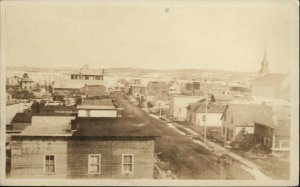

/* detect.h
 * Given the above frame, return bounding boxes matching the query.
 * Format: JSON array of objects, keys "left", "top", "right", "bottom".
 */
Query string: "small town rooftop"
[{"left": 72, "top": 117, "right": 159, "bottom": 137}]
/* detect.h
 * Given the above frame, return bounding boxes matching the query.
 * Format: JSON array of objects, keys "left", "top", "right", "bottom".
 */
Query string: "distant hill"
[{"left": 6, "top": 66, "right": 258, "bottom": 81}]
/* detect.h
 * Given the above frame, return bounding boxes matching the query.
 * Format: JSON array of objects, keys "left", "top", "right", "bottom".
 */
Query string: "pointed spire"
[
  {"left": 263, "top": 47, "right": 267, "bottom": 62},
  {"left": 259, "top": 48, "right": 269, "bottom": 76}
]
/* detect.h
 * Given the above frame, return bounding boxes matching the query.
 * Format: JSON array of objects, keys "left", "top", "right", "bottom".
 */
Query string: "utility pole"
[
  {"left": 204, "top": 95, "right": 208, "bottom": 144},
  {"left": 159, "top": 102, "right": 162, "bottom": 117}
]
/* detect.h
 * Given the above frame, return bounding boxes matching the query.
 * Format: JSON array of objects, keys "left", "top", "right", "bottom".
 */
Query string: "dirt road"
[{"left": 111, "top": 92, "right": 254, "bottom": 180}]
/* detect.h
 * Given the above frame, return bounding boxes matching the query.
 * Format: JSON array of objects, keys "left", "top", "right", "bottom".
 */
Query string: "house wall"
[
  {"left": 10, "top": 138, "right": 155, "bottom": 179},
  {"left": 194, "top": 113, "right": 222, "bottom": 127},
  {"left": 273, "top": 136, "right": 290, "bottom": 151},
  {"left": 7, "top": 77, "right": 21, "bottom": 86},
  {"left": 67, "top": 139, "right": 155, "bottom": 179},
  {"left": 252, "top": 86, "right": 278, "bottom": 99},
  {"left": 170, "top": 96, "right": 202, "bottom": 121},
  {"left": 12, "top": 122, "right": 31, "bottom": 131},
  {"left": 78, "top": 109, "right": 117, "bottom": 118},
  {"left": 10, "top": 139, "right": 68, "bottom": 178},
  {"left": 254, "top": 123, "right": 273, "bottom": 148},
  {"left": 21, "top": 82, "right": 34, "bottom": 91},
  {"left": 221, "top": 108, "right": 254, "bottom": 143}
]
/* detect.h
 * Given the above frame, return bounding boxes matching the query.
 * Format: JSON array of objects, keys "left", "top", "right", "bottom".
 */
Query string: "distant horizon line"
[{"left": 6, "top": 65, "right": 263, "bottom": 74}]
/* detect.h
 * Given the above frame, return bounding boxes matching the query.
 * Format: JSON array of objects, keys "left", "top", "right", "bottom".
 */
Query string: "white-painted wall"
[
  {"left": 170, "top": 96, "right": 203, "bottom": 121},
  {"left": 195, "top": 113, "right": 222, "bottom": 127}
]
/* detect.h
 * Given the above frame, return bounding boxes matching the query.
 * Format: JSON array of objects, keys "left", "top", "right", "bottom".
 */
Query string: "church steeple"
[{"left": 259, "top": 48, "right": 269, "bottom": 76}]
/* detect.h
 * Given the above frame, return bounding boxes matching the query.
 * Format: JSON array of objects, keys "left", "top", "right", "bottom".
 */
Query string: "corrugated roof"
[{"left": 72, "top": 117, "right": 158, "bottom": 137}]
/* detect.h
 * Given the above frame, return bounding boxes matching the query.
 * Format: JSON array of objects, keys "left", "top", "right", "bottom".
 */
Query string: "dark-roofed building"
[
  {"left": 10, "top": 117, "right": 157, "bottom": 179},
  {"left": 254, "top": 106, "right": 290, "bottom": 154},
  {"left": 187, "top": 100, "right": 225, "bottom": 127}
]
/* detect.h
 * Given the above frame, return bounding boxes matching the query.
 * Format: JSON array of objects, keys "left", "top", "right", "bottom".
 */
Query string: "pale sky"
[{"left": 3, "top": 0, "right": 299, "bottom": 73}]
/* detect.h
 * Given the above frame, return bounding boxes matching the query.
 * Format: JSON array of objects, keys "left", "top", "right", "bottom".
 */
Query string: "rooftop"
[
  {"left": 72, "top": 117, "right": 158, "bottom": 137},
  {"left": 20, "top": 115, "right": 76, "bottom": 136},
  {"left": 77, "top": 105, "right": 116, "bottom": 110},
  {"left": 222, "top": 104, "right": 274, "bottom": 127},
  {"left": 12, "top": 112, "right": 32, "bottom": 123},
  {"left": 187, "top": 101, "right": 225, "bottom": 113}
]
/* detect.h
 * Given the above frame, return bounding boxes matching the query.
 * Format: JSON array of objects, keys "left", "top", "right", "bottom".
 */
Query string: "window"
[
  {"left": 122, "top": 154, "right": 134, "bottom": 174},
  {"left": 280, "top": 140, "right": 290, "bottom": 148},
  {"left": 231, "top": 116, "right": 234, "bottom": 124},
  {"left": 263, "top": 137, "right": 271, "bottom": 147},
  {"left": 44, "top": 155, "right": 55, "bottom": 174},
  {"left": 202, "top": 115, "right": 206, "bottom": 122},
  {"left": 88, "top": 154, "right": 101, "bottom": 174}
]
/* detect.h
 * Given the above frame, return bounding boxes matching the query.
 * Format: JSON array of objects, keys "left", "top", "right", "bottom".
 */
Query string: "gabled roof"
[
  {"left": 187, "top": 101, "right": 225, "bottom": 113},
  {"left": 252, "top": 73, "right": 287, "bottom": 87},
  {"left": 221, "top": 104, "right": 274, "bottom": 127}
]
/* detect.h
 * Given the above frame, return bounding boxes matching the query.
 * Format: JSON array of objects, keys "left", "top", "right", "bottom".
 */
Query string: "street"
[{"left": 111, "top": 92, "right": 255, "bottom": 179}]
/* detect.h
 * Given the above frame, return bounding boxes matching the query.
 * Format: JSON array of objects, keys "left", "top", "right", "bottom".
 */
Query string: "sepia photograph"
[{"left": 0, "top": 0, "right": 299, "bottom": 186}]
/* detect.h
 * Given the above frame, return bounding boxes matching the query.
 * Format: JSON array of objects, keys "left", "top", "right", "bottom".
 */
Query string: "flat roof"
[{"left": 72, "top": 117, "right": 159, "bottom": 137}]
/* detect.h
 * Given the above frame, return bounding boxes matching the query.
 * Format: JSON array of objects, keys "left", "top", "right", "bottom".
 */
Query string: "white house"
[
  {"left": 77, "top": 98, "right": 117, "bottom": 118},
  {"left": 169, "top": 95, "right": 203, "bottom": 121},
  {"left": 186, "top": 101, "right": 225, "bottom": 127},
  {"left": 168, "top": 80, "right": 181, "bottom": 94}
]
